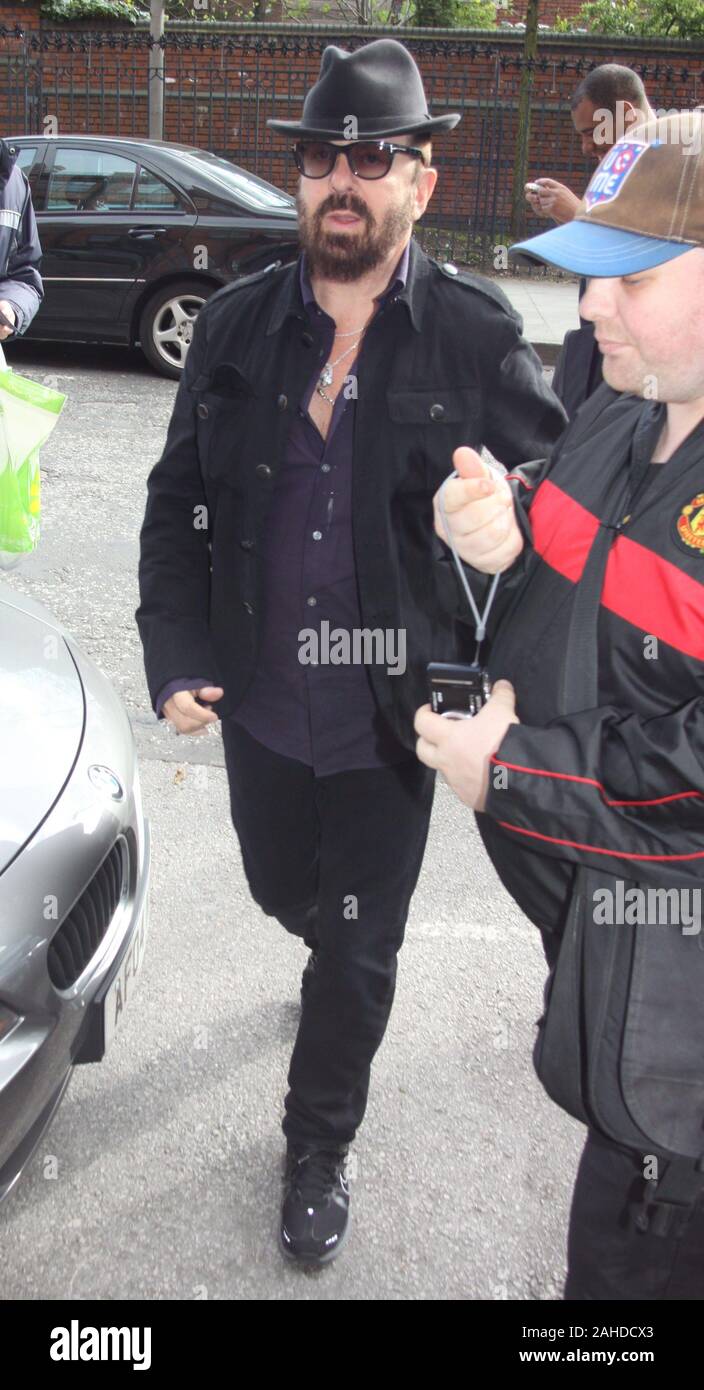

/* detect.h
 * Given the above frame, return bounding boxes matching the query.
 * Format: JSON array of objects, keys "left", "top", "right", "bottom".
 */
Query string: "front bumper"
[{"left": 0, "top": 636, "right": 151, "bottom": 1194}]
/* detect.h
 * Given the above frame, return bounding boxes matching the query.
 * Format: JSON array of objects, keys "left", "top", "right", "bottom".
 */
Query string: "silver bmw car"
[{"left": 0, "top": 578, "right": 150, "bottom": 1201}]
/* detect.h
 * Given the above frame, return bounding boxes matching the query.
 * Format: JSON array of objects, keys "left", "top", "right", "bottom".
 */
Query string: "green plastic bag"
[{"left": 0, "top": 344, "right": 66, "bottom": 568}]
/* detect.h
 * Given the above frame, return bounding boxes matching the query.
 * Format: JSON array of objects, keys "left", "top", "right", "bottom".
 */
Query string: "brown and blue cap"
[{"left": 512, "top": 110, "right": 704, "bottom": 276}]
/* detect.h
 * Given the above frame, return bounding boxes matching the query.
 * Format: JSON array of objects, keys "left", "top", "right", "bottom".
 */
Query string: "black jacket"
[
  {"left": 479, "top": 383, "right": 704, "bottom": 1161},
  {"left": 136, "top": 238, "right": 566, "bottom": 749},
  {"left": 551, "top": 277, "right": 604, "bottom": 421},
  {"left": 0, "top": 139, "right": 43, "bottom": 336},
  {"left": 551, "top": 319, "right": 603, "bottom": 420}
]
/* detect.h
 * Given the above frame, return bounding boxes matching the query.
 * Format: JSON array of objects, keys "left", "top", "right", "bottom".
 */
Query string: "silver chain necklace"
[
  {"left": 316, "top": 310, "right": 374, "bottom": 406},
  {"left": 317, "top": 336, "right": 363, "bottom": 404}
]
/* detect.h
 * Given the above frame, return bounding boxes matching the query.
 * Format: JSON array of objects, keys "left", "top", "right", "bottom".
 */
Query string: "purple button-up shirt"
[{"left": 157, "top": 243, "right": 412, "bottom": 775}]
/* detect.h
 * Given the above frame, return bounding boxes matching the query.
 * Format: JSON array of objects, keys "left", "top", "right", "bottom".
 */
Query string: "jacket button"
[
  {"left": 301, "top": 331, "right": 314, "bottom": 346},
  {"left": 255, "top": 464, "right": 272, "bottom": 479},
  {"left": 240, "top": 538, "right": 254, "bottom": 550},
  {"left": 197, "top": 403, "right": 209, "bottom": 419},
  {"left": 243, "top": 601, "right": 255, "bottom": 614},
  {"left": 277, "top": 394, "right": 288, "bottom": 409},
  {"left": 429, "top": 403, "right": 445, "bottom": 421}
]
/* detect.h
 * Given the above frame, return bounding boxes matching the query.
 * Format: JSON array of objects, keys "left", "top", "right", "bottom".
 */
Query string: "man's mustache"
[{"left": 315, "top": 196, "right": 372, "bottom": 226}]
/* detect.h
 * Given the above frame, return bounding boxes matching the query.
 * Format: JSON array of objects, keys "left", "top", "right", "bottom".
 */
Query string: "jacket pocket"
[
  {"left": 193, "top": 365, "right": 259, "bottom": 483},
  {"left": 192, "top": 358, "right": 261, "bottom": 482},
  {"left": 195, "top": 397, "right": 248, "bottom": 482},
  {"left": 385, "top": 386, "right": 482, "bottom": 502},
  {"left": 191, "top": 360, "right": 258, "bottom": 400},
  {"left": 386, "top": 385, "right": 480, "bottom": 426}
]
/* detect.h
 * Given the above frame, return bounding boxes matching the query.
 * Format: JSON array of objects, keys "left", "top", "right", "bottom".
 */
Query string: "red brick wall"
[
  {"left": 1, "top": 1, "right": 41, "bottom": 33},
  {"left": 2, "top": 19, "right": 702, "bottom": 236},
  {"left": 511, "top": 0, "right": 586, "bottom": 25}
]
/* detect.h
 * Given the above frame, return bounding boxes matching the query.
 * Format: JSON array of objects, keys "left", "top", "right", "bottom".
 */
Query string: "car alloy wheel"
[{"left": 138, "top": 280, "right": 213, "bottom": 379}]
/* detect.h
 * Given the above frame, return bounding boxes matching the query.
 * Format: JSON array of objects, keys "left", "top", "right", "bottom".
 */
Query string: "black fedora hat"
[{"left": 267, "top": 39, "right": 460, "bottom": 140}]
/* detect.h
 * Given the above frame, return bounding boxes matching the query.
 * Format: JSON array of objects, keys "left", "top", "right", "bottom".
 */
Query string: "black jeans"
[
  {"left": 220, "top": 716, "right": 436, "bottom": 1147},
  {"left": 564, "top": 1129, "right": 704, "bottom": 1300}
]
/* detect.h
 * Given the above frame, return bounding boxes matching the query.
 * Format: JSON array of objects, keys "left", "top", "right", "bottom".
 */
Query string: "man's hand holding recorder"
[{"left": 414, "top": 446, "right": 521, "bottom": 810}]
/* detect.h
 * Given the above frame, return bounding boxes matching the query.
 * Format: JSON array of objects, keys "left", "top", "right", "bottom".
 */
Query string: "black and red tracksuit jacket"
[
  {"left": 479, "top": 381, "right": 704, "bottom": 914},
  {"left": 461, "top": 382, "right": 704, "bottom": 1160}
]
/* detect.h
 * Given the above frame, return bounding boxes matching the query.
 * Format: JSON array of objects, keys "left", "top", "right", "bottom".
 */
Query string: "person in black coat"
[
  {"left": 136, "top": 39, "right": 567, "bottom": 1267},
  {"left": 0, "top": 137, "right": 43, "bottom": 344}
]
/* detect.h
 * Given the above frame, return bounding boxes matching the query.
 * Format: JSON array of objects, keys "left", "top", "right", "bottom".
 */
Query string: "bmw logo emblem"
[{"left": 88, "top": 765, "right": 124, "bottom": 800}]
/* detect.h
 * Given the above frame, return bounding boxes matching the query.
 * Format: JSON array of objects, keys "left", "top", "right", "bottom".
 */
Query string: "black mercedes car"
[{"left": 7, "top": 134, "right": 299, "bottom": 377}]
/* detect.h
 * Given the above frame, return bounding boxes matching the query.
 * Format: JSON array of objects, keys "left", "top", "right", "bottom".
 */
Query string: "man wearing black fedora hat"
[{"left": 136, "top": 38, "right": 566, "bottom": 1267}]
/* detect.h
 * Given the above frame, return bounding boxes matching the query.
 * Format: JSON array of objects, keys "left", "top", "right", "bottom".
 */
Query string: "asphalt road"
[{"left": 0, "top": 338, "right": 584, "bottom": 1300}]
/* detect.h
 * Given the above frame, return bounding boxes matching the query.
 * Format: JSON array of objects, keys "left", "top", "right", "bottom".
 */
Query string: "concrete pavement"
[
  {"left": 0, "top": 336, "right": 583, "bottom": 1300},
  {"left": 496, "top": 276, "right": 581, "bottom": 353}
]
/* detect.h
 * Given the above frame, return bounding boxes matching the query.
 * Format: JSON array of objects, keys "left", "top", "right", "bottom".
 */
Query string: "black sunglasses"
[{"left": 292, "top": 140, "right": 426, "bottom": 180}]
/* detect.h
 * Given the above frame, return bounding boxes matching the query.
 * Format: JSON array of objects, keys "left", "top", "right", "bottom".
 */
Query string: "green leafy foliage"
[
  {"left": 553, "top": 0, "right": 704, "bottom": 38},
  {"left": 33, "top": 0, "right": 276, "bottom": 21},
  {"left": 415, "top": 0, "right": 503, "bottom": 24},
  {"left": 39, "top": 0, "right": 143, "bottom": 20},
  {"left": 29, "top": 0, "right": 509, "bottom": 29}
]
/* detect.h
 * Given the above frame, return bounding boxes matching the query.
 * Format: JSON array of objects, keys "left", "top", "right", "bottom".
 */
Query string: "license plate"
[{"left": 103, "top": 895, "right": 149, "bottom": 1052}]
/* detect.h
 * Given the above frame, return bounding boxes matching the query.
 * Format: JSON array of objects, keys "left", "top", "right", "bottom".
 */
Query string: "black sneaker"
[
  {"left": 279, "top": 1143, "right": 350, "bottom": 1265},
  {"left": 300, "top": 948, "right": 319, "bottom": 1004}
]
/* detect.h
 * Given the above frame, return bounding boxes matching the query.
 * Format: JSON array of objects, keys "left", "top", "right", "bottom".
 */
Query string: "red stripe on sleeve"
[
  {"left": 496, "top": 820, "right": 704, "bottom": 862},
  {"left": 490, "top": 754, "right": 702, "bottom": 807}
]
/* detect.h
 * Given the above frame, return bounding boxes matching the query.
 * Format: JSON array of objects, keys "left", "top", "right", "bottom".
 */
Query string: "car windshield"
[{"left": 175, "top": 151, "right": 294, "bottom": 211}]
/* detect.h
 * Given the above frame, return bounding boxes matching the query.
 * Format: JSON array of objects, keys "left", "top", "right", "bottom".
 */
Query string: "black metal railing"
[{"left": 1, "top": 25, "right": 702, "bottom": 263}]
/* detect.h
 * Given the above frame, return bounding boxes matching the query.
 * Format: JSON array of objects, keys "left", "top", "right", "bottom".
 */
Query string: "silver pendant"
[{"left": 319, "top": 363, "right": 333, "bottom": 387}]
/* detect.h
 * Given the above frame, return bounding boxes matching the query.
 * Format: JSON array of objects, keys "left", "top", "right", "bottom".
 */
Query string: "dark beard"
[{"left": 296, "top": 187, "right": 414, "bottom": 282}]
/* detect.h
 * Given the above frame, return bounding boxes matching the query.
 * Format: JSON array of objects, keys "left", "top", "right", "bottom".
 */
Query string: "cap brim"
[{"left": 510, "top": 219, "right": 698, "bottom": 277}]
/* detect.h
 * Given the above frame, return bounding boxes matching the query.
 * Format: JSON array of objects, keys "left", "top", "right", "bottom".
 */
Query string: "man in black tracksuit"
[
  {"left": 0, "top": 137, "right": 43, "bottom": 343},
  {"left": 415, "top": 111, "right": 704, "bottom": 1298}
]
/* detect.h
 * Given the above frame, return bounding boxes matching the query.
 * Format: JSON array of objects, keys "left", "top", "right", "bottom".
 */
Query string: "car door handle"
[{"left": 127, "top": 227, "right": 167, "bottom": 239}]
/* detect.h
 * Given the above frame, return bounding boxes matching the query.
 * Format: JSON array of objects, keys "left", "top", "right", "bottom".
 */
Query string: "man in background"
[
  {"left": 525, "top": 64, "right": 654, "bottom": 225},
  {"left": 524, "top": 65, "right": 655, "bottom": 417}
]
